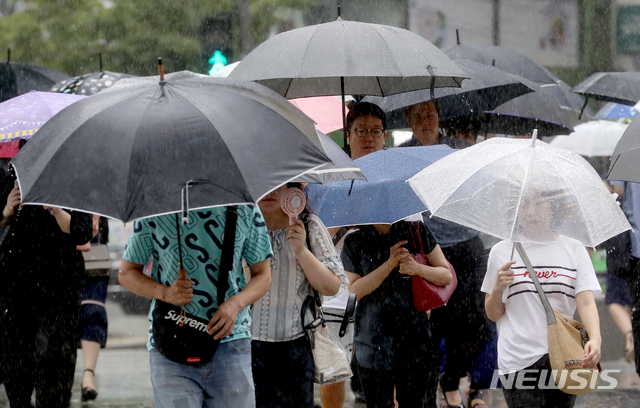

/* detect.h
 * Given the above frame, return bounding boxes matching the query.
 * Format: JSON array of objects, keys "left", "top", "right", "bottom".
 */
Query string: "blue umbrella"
[
  {"left": 306, "top": 145, "right": 454, "bottom": 227},
  {"left": 594, "top": 102, "right": 638, "bottom": 123}
]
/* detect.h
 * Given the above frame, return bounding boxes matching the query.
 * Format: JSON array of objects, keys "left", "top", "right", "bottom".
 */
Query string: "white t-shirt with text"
[{"left": 481, "top": 240, "right": 602, "bottom": 374}]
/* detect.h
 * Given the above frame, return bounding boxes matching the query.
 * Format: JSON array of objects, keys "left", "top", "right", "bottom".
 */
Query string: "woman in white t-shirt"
[{"left": 481, "top": 191, "right": 602, "bottom": 408}]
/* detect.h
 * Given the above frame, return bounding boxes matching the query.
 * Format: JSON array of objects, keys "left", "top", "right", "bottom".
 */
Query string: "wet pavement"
[{"left": 1, "top": 299, "right": 640, "bottom": 407}]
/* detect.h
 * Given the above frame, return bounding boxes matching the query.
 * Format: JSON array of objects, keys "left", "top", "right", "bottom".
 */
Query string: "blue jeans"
[{"left": 150, "top": 338, "right": 255, "bottom": 408}]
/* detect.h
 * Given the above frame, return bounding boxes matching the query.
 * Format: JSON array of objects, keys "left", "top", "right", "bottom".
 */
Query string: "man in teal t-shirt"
[{"left": 119, "top": 205, "right": 272, "bottom": 408}]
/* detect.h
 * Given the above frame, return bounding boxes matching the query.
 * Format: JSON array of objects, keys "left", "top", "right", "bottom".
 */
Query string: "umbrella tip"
[
  {"left": 6, "top": 48, "right": 10, "bottom": 64},
  {"left": 531, "top": 129, "right": 538, "bottom": 146},
  {"left": 337, "top": 5, "right": 341, "bottom": 18},
  {"left": 456, "top": 29, "right": 460, "bottom": 45},
  {"left": 157, "top": 57, "right": 165, "bottom": 81}
]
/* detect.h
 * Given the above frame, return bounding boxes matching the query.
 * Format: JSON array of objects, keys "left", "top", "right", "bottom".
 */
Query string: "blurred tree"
[{"left": 0, "top": 0, "right": 319, "bottom": 77}]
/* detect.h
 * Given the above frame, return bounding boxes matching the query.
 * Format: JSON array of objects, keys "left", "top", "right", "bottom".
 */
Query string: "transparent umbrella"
[
  {"left": 549, "top": 120, "right": 627, "bottom": 157},
  {"left": 407, "top": 134, "right": 630, "bottom": 247}
]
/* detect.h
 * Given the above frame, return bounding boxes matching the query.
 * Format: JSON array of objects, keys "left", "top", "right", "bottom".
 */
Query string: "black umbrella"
[
  {"left": 11, "top": 69, "right": 330, "bottom": 222},
  {"left": 434, "top": 83, "right": 575, "bottom": 137},
  {"left": 361, "top": 60, "right": 537, "bottom": 129},
  {"left": 608, "top": 116, "right": 640, "bottom": 183},
  {"left": 573, "top": 72, "right": 640, "bottom": 106},
  {"left": 443, "top": 43, "right": 559, "bottom": 85},
  {"left": 442, "top": 38, "right": 589, "bottom": 121},
  {"left": 0, "top": 49, "right": 70, "bottom": 102},
  {"left": 50, "top": 53, "right": 134, "bottom": 95}
]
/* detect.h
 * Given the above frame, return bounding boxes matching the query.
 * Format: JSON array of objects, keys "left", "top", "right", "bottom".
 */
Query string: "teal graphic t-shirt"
[{"left": 122, "top": 205, "right": 273, "bottom": 349}]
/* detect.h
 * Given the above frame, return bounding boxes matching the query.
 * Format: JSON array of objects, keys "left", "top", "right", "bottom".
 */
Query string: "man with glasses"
[{"left": 345, "top": 102, "right": 389, "bottom": 160}]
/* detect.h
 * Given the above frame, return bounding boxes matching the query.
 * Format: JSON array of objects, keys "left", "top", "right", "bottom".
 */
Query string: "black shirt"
[{"left": 341, "top": 221, "right": 438, "bottom": 369}]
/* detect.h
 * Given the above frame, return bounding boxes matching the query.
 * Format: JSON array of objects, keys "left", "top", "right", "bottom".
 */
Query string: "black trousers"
[
  {"left": 252, "top": 336, "right": 314, "bottom": 408},
  {"left": 1, "top": 293, "right": 80, "bottom": 408},
  {"left": 357, "top": 358, "right": 432, "bottom": 408},
  {"left": 501, "top": 354, "right": 577, "bottom": 408},
  {"left": 427, "top": 236, "right": 495, "bottom": 400}
]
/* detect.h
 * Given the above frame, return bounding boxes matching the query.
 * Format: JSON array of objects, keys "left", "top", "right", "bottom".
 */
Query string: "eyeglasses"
[{"left": 352, "top": 127, "right": 385, "bottom": 138}]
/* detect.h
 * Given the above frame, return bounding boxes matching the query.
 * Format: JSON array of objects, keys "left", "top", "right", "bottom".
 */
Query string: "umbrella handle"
[{"left": 158, "top": 58, "right": 165, "bottom": 81}]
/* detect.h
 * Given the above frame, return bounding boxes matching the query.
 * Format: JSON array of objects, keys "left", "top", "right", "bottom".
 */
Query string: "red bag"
[{"left": 409, "top": 222, "right": 458, "bottom": 312}]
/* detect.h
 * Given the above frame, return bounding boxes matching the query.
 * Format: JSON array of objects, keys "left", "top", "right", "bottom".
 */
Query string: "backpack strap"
[{"left": 217, "top": 206, "right": 238, "bottom": 307}]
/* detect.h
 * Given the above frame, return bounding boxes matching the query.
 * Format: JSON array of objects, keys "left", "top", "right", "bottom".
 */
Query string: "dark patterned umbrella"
[
  {"left": 51, "top": 53, "right": 133, "bottom": 95},
  {"left": 51, "top": 70, "right": 133, "bottom": 95}
]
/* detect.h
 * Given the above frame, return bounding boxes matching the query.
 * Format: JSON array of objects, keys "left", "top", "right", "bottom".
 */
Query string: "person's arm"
[
  {"left": 287, "top": 217, "right": 341, "bottom": 296},
  {"left": 484, "top": 260, "right": 516, "bottom": 322},
  {"left": 77, "top": 242, "right": 92, "bottom": 252},
  {"left": 118, "top": 259, "right": 194, "bottom": 304},
  {"left": 576, "top": 290, "right": 602, "bottom": 369},
  {"left": 0, "top": 184, "right": 21, "bottom": 228},
  {"left": 347, "top": 240, "right": 408, "bottom": 301},
  {"left": 43, "top": 206, "right": 72, "bottom": 233},
  {"left": 397, "top": 244, "right": 451, "bottom": 285},
  {"left": 206, "top": 258, "right": 271, "bottom": 340}
]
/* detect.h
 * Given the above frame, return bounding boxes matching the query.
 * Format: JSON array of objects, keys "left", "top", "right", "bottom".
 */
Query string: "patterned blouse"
[{"left": 251, "top": 213, "right": 348, "bottom": 342}]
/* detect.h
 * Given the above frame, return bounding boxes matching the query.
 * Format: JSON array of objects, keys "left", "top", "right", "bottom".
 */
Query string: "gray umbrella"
[
  {"left": 608, "top": 115, "right": 640, "bottom": 183},
  {"left": 292, "top": 131, "right": 365, "bottom": 184},
  {"left": 11, "top": 70, "right": 330, "bottom": 222},
  {"left": 573, "top": 72, "right": 640, "bottom": 106},
  {"left": 229, "top": 18, "right": 466, "bottom": 99},
  {"left": 229, "top": 17, "right": 466, "bottom": 147}
]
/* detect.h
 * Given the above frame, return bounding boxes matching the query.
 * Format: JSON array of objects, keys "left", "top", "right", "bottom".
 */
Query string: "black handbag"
[{"left": 152, "top": 206, "right": 238, "bottom": 366}]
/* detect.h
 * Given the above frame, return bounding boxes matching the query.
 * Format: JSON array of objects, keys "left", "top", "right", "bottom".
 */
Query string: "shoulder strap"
[
  {"left": 513, "top": 242, "right": 556, "bottom": 325},
  {"left": 302, "top": 215, "right": 322, "bottom": 309},
  {"left": 218, "top": 205, "right": 238, "bottom": 307},
  {"left": 410, "top": 221, "right": 425, "bottom": 254}
]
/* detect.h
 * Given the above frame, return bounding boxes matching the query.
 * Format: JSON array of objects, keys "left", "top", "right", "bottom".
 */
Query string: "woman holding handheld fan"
[{"left": 251, "top": 182, "right": 348, "bottom": 407}]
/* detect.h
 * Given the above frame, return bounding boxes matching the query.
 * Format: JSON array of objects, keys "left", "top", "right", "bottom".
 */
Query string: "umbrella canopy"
[
  {"left": 595, "top": 102, "right": 639, "bottom": 123},
  {"left": 549, "top": 120, "right": 627, "bottom": 157},
  {"left": 443, "top": 44, "right": 560, "bottom": 85},
  {"left": 408, "top": 136, "right": 630, "bottom": 247},
  {"left": 228, "top": 18, "right": 466, "bottom": 98},
  {"left": 292, "top": 130, "right": 365, "bottom": 184},
  {"left": 0, "top": 59, "right": 70, "bottom": 102},
  {"left": 362, "top": 60, "right": 536, "bottom": 129},
  {"left": 482, "top": 84, "right": 575, "bottom": 136},
  {"left": 11, "top": 71, "right": 330, "bottom": 222},
  {"left": 0, "top": 91, "right": 85, "bottom": 143},
  {"left": 213, "top": 60, "right": 349, "bottom": 134},
  {"left": 438, "top": 85, "right": 575, "bottom": 137},
  {"left": 306, "top": 145, "right": 454, "bottom": 227},
  {"left": 442, "top": 43, "right": 588, "bottom": 121},
  {"left": 572, "top": 72, "right": 640, "bottom": 106},
  {"left": 608, "top": 116, "right": 640, "bottom": 183},
  {"left": 288, "top": 96, "right": 348, "bottom": 134},
  {"left": 51, "top": 70, "right": 134, "bottom": 95}
]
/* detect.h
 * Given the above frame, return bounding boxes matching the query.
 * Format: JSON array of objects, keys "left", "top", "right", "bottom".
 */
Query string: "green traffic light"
[{"left": 208, "top": 50, "right": 228, "bottom": 75}]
